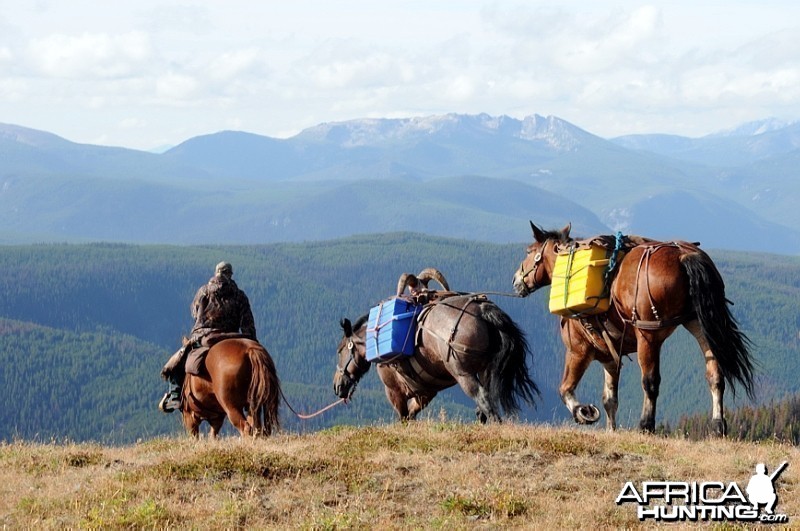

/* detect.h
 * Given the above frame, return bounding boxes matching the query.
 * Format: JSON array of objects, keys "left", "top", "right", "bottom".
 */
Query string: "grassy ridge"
[{"left": 1, "top": 422, "right": 798, "bottom": 529}]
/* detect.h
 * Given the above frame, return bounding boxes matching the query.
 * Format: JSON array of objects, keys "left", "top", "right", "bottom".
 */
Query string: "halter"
[
  {"left": 336, "top": 336, "right": 368, "bottom": 390},
  {"left": 518, "top": 239, "right": 556, "bottom": 293}
]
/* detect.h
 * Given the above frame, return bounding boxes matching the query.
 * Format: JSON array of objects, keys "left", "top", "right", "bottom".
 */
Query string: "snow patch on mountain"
[{"left": 296, "top": 113, "right": 592, "bottom": 151}]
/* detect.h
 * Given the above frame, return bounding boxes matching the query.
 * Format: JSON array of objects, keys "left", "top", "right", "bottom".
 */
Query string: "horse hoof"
[
  {"left": 710, "top": 418, "right": 727, "bottom": 437},
  {"left": 638, "top": 420, "right": 656, "bottom": 433},
  {"left": 572, "top": 404, "right": 601, "bottom": 424}
]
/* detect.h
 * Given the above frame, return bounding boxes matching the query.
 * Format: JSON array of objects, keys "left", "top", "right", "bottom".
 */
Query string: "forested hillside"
[
  {"left": 0, "top": 234, "right": 798, "bottom": 443},
  {"left": 673, "top": 394, "right": 800, "bottom": 443}
]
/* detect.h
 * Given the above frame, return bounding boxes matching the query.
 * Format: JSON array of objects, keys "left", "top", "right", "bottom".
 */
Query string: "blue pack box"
[{"left": 366, "top": 297, "right": 421, "bottom": 363}]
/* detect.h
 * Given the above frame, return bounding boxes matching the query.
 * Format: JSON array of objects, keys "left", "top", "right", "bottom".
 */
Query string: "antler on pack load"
[
  {"left": 395, "top": 268, "right": 456, "bottom": 307},
  {"left": 396, "top": 272, "right": 419, "bottom": 297},
  {"left": 396, "top": 268, "right": 450, "bottom": 296},
  {"left": 416, "top": 268, "right": 450, "bottom": 291}
]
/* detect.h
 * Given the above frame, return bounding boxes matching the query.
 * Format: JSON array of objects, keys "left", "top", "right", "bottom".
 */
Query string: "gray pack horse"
[
  {"left": 334, "top": 294, "right": 539, "bottom": 423},
  {"left": 181, "top": 337, "right": 281, "bottom": 437},
  {"left": 512, "top": 222, "right": 755, "bottom": 436}
]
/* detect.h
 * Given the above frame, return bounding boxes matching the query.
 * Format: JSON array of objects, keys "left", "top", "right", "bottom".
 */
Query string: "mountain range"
[{"left": 1, "top": 113, "right": 799, "bottom": 254}]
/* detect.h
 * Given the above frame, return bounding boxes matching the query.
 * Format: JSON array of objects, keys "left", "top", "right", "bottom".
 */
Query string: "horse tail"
[
  {"left": 479, "top": 302, "right": 540, "bottom": 415},
  {"left": 247, "top": 345, "right": 282, "bottom": 435},
  {"left": 681, "top": 251, "right": 756, "bottom": 399}
]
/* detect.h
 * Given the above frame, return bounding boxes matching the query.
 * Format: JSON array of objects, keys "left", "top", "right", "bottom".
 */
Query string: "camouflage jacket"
[{"left": 189, "top": 275, "right": 257, "bottom": 341}]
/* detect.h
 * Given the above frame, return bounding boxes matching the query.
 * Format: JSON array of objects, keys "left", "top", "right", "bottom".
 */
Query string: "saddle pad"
[{"left": 185, "top": 346, "right": 210, "bottom": 376}]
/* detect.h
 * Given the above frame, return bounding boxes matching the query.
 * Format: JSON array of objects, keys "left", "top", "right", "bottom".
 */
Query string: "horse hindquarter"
[
  {"left": 184, "top": 339, "right": 281, "bottom": 437},
  {"left": 419, "top": 296, "right": 537, "bottom": 421}
]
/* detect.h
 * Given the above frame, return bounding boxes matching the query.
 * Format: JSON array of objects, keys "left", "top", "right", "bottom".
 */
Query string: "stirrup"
[{"left": 158, "top": 392, "right": 181, "bottom": 413}]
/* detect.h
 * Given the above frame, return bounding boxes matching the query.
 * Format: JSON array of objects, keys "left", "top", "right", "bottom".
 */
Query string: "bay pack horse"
[
  {"left": 181, "top": 337, "right": 281, "bottom": 437},
  {"left": 512, "top": 222, "right": 755, "bottom": 436},
  {"left": 334, "top": 294, "right": 539, "bottom": 423}
]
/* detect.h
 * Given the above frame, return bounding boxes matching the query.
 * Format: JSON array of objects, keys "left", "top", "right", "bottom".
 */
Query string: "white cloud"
[
  {"left": 0, "top": 78, "right": 27, "bottom": 101},
  {"left": 310, "top": 52, "right": 413, "bottom": 90},
  {"left": 208, "top": 48, "right": 264, "bottom": 82},
  {"left": 540, "top": 7, "right": 663, "bottom": 73},
  {"left": 0, "top": 1, "right": 799, "bottom": 148},
  {"left": 28, "top": 31, "right": 151, "bottom": 79},
  {"left": 119, "top": 117, "right": 147, "bottom": 129},
  {"left": 445, "top": 75, "right": 477, "bottom": 101},
  {"left": 155, "top": 73, "right": 198, "bottom": 102}
]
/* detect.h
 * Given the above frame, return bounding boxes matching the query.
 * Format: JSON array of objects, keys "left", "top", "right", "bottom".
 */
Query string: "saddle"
[
  {"left": 406, "top": 289, "right": 460, "bottom": 306},
  {"left": 185, "top": 332, "right": 253, "bottom": 376},
  {"left": 572, "top": 233, "right": 653, "bottom": 253}
]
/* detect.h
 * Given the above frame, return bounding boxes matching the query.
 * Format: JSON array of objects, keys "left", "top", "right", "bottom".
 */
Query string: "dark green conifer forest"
[{"left": 0, "top": 234, "right": 798, "bottom": 443}]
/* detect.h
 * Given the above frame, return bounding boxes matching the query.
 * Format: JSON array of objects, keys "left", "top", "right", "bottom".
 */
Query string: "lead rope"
[
  {"left": 279, "top": 387, "right": 346, "bottom": 420},
  {"left": 447, "top": 290, "right": 523, "bottom": 298}
]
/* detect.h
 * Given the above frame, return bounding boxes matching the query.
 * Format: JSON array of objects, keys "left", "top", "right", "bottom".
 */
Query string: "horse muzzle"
[
  {"left": 512, "top": 274, "right": 532, "bottom": 297},
  {"left": 333, "top": 374, "right": 355, "bottom": 400}
]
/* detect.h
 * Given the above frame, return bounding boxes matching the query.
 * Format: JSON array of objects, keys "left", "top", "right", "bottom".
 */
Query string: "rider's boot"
[
  {"left": 158, "top": 345, "right": 189, "bottom": 413},
  {"left": 158, "top": 375, "right": 183, "bottom": 413}
]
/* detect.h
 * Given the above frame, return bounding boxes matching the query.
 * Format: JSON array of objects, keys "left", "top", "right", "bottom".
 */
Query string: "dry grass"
[{"left": 1, "top": 421, "right": 797, "bottom": 529}]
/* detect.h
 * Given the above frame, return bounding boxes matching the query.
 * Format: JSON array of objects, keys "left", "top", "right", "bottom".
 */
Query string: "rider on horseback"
[{"left": 158, "top": 261, "right": 257, "bottom": 413}]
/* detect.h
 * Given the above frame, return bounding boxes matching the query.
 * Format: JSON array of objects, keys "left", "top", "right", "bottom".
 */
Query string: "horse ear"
[
  {"left": 530, "top": 221, "right": 546, "bottom": 243},
  {"left": 341, "top": 318, "right": 353, "bottom": 337},
  {"left": 560, "top": 222, "right": 572, "bottom": 240}
]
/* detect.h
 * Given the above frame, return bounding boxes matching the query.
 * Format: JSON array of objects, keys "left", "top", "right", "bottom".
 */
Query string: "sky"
[{"left": 1, "top": 1, "right": 799, "bottom": 151}]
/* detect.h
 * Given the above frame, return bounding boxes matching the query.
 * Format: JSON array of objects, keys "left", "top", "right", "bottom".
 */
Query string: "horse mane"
[
  {"left": 352, "top": 314, "right": 369, "bottom": 332},
  {"left": 532, "top": 221, "right": 573, "bottom": 244},
  {"left": 545, "top": 228, "right": 573, "bottom": 243}
]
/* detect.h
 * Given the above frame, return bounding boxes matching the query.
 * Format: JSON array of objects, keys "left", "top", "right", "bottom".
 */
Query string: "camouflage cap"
[{"left": 215, "top": 261, "right": 233, "bottom": 277}]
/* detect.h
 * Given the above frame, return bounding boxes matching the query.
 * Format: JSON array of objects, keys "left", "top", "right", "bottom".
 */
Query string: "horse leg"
[
  {"left": 220, "top": 403, "right": 252, "bottom": 437},
  {"left": 600, "top": 360, "right": 621, "bottom": 431},
  {"left": 477, "top": 388, "right": 501, "bottom": 423},
  {"left": 384, "top": 385, "right": 412, "bottom": 421},
  {"left": 250, "top": 406, "right": 265, "bottom": 437},
  {"left": 560, "top": 348, "right": 601, "bottom": 425},
  {"left": 182, "top": 410, "right": 201, "bottom": 438},
  {"left": 455, "top": 374, "right": 501, "bottom": 423},
  {"left": 685, "top": 320, "right": 727, "bottom": 437},
  {"left": 209, "top": 416, "right": 225, "bottom": 438},
  {"left": 407, "top": 396, "right": 434, "bottom": 420},
  {"left": 636, "top": 333, "right": 662, "bottom": 433}
]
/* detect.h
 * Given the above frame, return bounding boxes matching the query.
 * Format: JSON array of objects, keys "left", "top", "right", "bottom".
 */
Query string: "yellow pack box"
[{"left": 548, "top": 245, "right": 623, "bottom": 316}]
